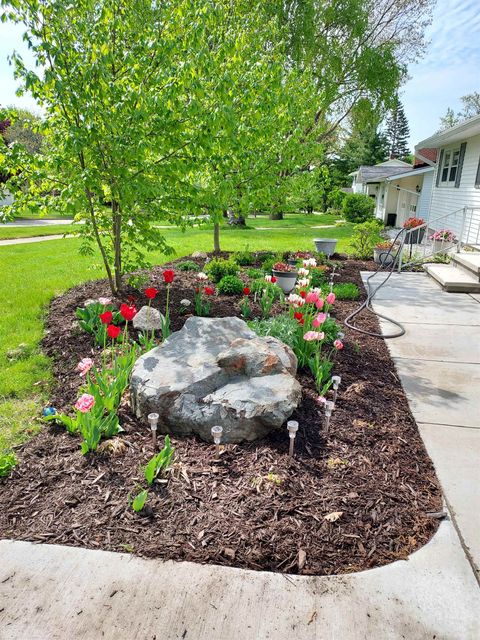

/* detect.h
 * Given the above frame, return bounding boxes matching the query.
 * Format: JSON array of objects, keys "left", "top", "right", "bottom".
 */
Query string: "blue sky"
[{"left": 0, "top": 0, "right": 479, "bottom": 147}]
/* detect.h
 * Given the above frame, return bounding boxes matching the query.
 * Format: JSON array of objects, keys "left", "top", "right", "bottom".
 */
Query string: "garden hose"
[{"left": 344, "top": 228, "right": 408, "bottom": 339}]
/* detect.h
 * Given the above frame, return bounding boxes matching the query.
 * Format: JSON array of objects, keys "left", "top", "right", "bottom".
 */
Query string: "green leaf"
[{"left": 132, "top": 489, "right": 148, "bottom": 512}]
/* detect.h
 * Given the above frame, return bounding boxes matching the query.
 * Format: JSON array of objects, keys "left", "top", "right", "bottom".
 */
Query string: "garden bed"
[{"left": 0, "top": 256, "right": 442, "bottom": 575}]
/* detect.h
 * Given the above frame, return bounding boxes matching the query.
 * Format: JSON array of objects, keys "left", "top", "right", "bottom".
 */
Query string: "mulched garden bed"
[{"left": 0, "top": 255, "right": 442, "bottom": 575}]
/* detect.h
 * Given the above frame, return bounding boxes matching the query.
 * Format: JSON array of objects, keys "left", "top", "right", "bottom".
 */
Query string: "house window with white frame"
[{"left": 440, "top": 147, "right": 460, "bottom": 185}]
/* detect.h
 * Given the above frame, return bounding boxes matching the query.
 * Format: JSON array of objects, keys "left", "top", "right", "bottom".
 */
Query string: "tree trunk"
[
  {"left": 112, "top": 200, "right": 122, "bottom": 292},
  {"left": 213, "top": 221, "right": 220, "bottom": 254},
  {"left": 269, "top": 212, "right": 284, "bottom": 220}
]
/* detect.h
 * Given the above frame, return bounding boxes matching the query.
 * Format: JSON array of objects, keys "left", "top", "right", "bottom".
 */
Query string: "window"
[{"left": 440, "top": 147, "right": 460, "bottom": 185}]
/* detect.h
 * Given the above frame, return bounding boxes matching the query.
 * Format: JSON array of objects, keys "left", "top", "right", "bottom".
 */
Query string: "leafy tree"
[
  {"left": 385, "top": 95, "right": 410, "bottom": 159},
  {"left": 2, "top": 107, "right": 43, "bottom": 154},
  {"left": 439, "top": 92, "right": 480, "bottom": 130}
]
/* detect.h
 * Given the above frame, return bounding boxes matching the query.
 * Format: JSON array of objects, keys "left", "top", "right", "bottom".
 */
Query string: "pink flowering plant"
[{"left": 429, "top": 229, "right": 456, "bottom": 243}]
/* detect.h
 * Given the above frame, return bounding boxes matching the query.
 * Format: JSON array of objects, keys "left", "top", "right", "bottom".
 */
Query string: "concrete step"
[
  {"left": 452, "top": 252, "right": 480, "bottom": 279},
  {"left": 424, "top": 263, "right": 480, "bottom": 293}
]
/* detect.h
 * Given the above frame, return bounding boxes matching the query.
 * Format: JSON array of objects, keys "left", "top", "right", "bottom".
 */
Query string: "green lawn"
[
  {"left": 0, "top": 224, "right": 75, "bottom": 240},
  {"left": 0, "top": 220, "right": 354, "bottom": 454}
]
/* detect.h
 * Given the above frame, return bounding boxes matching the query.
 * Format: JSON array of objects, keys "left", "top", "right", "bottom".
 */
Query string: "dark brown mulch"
[{"left": 0, "top": 256, "right": 442, "bottom": 575}]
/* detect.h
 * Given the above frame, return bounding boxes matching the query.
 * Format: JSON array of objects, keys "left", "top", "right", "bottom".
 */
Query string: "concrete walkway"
[
  {"left": 1, "top": 270, "right": 479, "bottom": 639},
  {"left": 362, "top": 270, "right": 480, "bottom": 579},
  {"left": 0, "top": 234, "right": 72, "bottom": 246}
]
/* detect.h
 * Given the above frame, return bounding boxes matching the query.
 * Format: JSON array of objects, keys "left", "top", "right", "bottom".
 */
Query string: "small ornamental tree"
[{"left": 342, "top": 193, "right": 375, "bottom": 223}]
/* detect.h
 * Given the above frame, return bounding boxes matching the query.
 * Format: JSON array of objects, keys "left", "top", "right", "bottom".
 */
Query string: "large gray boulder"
[{"left": 130, "top": 316, "right": 302, "bottom": 442}]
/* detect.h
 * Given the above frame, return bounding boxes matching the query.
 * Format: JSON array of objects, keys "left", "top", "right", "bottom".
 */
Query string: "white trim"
[
  {"left": 415, "top": 114, "right": 480, "bottom": 150},
  {"left": 385, "top": 166, "right": 434, "bottom": 182}
]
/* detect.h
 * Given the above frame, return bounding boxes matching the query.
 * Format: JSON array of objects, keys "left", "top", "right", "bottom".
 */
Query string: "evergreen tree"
[{"left": 385, "top": 96, "right": 410, "bottom": 159}]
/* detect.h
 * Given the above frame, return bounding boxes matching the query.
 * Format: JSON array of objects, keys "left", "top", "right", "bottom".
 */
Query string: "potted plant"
[
  {"left": 374, "top": 241, "right": 396, "bottom": 266},
  {"left": 429, "top": 229, "right": 456, "bottom": 252},
  {"left": 313, "top": 238, "right": 337, "bottom": 257},
  {"left": 403, "top": 217, "right": 425, "bottom": 244},
  {"left": 272, "top": 262, "right": 298, "bottom": 294}
]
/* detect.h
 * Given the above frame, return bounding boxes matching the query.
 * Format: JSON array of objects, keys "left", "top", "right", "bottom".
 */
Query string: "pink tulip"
[
  {"left": 313, "top": 313, "right": 327, "bottom": 328},
  {"left": 315, "top": 297, "right": 324, "bottom": 310},
  {"left": 75, "top": 393, "right": 95, "bottom": 413},
  {"left": 98, "top": 297, "right": 112, "bottom": 306},
  {"left": 326, "top": 292, "right": 336, "bottom": 304},
  {"left": 305, "top": 291, "right": 319, "bottom": 304},
  {"left": 334, "top": 339, "right": 344, "bottom": 350},
  {"left": 76, "top": 357, "right": 94, "bottom": 377},
  {"left": 303, "top": 330, "right": 325, "bottom": 341},
  {"left": 316, "top": 395, "right": 327, "bottom": 405}
]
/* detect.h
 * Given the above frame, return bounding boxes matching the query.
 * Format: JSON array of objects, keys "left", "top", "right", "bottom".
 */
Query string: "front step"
[
  {"left": 424, "top": 263, "right": 480, "bottom": 293},
  {"left": 452, "top": 252, "right": 480, "bottom": 277}
]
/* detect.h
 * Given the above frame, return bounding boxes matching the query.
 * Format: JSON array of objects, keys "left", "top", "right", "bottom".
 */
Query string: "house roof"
[
  {"left": 385, "top": 165, "right": 434, "bottom": 182},
  {"left": 356, "top": 165, "right": 413, "bottom": 183},
  {"left": 415, "top": 114, "right": 480, "bottom": 150}
]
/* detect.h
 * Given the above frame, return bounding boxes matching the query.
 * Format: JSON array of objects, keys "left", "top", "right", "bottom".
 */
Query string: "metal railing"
[{"left": 396, "top": 205, "right": 480, "bottom": 271}]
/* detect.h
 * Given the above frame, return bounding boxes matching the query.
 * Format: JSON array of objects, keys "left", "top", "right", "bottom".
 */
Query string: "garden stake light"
[
  {"left": 331, "top": 375, "right": 341, "bottom": 403},
  {"left": 211, "top": 425, "right": 223, "bottom": 460},
  {"left": 287, "top": 420, "right": 299, "bottom": 457},
  {"left": 324, "top": 401, "right": 335, "bottom": 433},
  {"left": 148, "top": 412, "right": 159, "bottom": 449}
]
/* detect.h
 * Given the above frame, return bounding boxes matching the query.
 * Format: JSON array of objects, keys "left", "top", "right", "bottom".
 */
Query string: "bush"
[
  {"left": 261, "top": 253, "right": 284, "bottom": 274},
  {"left": 257, "top": 252, "right": 275, "bottom": 265},
  {"left": 349, "top": 220, "right": 383, "bottom": 259},
  {"left": 205, "top": 258, "right": 239, "bottom": 283},
  {"left": 250, "top": 277, "right": 284, "bottom": 301},
  {"left": 309, "top": 266, "right": 328, "bottom": 288},
  {"left": 342, "top": 193, "right": 375, "bottom": 223},
  {"left": 234, "top": 248, "right": 255, "bottom": 266},
  {"left": 247, "top": 268, "right": 263, "bottom": 279},
  {"left": 248, "top": 314, "right": 299, "bottom": 350},
  {"left": 217, "top": 275, "right": 245, "bottom": 295},
  {"left": 333, "top": 282, "right": 360, "bottom": 300},
  {"left": 177, "top": 260, "right": 200, "bottom": 272}
]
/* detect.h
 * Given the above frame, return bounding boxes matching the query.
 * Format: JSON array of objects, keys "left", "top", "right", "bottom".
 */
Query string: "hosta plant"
[{"left": 144, "top": 435, "right": 174, "bottom": 485}]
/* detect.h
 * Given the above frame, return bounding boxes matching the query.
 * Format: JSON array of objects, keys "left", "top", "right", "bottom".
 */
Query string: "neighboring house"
[
  {"left": 349, "top": 157, "right": 435, "bottom": 227},
  {"left": 414, "top": 114, "right": 480, "bottom": 246}
]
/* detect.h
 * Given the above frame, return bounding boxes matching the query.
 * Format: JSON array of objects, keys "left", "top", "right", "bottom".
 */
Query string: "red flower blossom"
[
  {"left": 294, "top": 311, "right": 303, "bottom": 320},
  {"left": 145, "top": 287, "right": 158, "bottom": 300},
  {"left": 195, "top": 287, "right": 200, "bottom": 294},
  {"left": 243, "top": 287, "right": 250, "bottom": 295},
  {"left": 204, "top": 286, "right": 215, "bottom": 296},
  {"left": 271, "top": 276, "right": 277, "bottom": 283},
  {"left": 163, "top": 269, "right": 175, "bottom": 284},
  {"left": 99, "top": 311, "right": 113, "bottom": 324},
  {"left": 299, "top": 290, "right": 306, "bottom": 299},
  {"left": 120, "top": 303, "right": 137, "bottom": 321},
  {"left": 127, "top": 295, "right": 136, "bottom": 304},
  {"left": 107, "top": 324, "right": 121, "bottom": 339}
]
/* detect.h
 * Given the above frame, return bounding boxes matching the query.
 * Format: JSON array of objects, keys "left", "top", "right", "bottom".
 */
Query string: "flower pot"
[
  {"left": 405, "top": 227, "right": 425, "bottom": 245},
  {"left": 374, "top": 247, "right": 396, "bottom": 266},
  {"left": 433, "top": 240, "right": 452, "bottom": 253},
  {"left": 313, "top": 238, "right": 337, "bottom": 257},
  {"left": 287, "top": 258, "right": 297, "bottom": 267},
  {"left": 272, "top": 269, "right": 298, "bottom": 294}
]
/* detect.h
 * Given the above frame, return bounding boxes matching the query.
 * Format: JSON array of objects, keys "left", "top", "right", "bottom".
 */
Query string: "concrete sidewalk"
[
  {"left": 0, "top": 234, "right": 72, "bottom": 246},
  {"left": 362, "top": 270, "right": 480, "bottom": 578}
]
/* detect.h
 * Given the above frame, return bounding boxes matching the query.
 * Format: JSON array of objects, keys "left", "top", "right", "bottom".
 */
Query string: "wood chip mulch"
[{"left": 0, "top": 256, "right": 443, "bottom": 575}]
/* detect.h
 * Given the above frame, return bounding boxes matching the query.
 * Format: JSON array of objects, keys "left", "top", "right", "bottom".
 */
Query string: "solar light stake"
[
  {"left": 287, "top": 420, "right": 299, "bottom": 457},
  {"left": 211, "top": 425, "right": 223, "bottom": 460},
  {"left": 148, "top": 412, "right": 159, "bottom": 448},
  {"left": 324, "top": 401, "right": 335, "bottom": 433},
  {"left": 331, "top": 375, "right": 341, "bottom": 404}
]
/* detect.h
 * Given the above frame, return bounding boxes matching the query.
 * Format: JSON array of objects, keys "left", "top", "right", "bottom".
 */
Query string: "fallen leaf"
[
  {"left": 298, "top": 548, "right": 306, "bottom": 570},
  {"left": 324, "top": 511, "right": 343, "bottom": 522}
]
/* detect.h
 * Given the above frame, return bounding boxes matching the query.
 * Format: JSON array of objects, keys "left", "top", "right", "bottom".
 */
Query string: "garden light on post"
[
  {"left": 331, "top": 375, "right": 341, "bottom": 404},
  {"left": 211, "top": 425, "right": 223, "bottom": 460},
  {"left": 287, "top": 420, "right": 299, "bottom": 457},
  {"left": 148, "top": 412, "right": 159, "bottom": 449},
  {"left": 324, "top": 401, "right": 334, "bottom": 433}
]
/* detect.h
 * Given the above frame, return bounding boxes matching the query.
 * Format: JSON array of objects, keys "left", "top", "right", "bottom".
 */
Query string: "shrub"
[
  {"left": 349, "top": 220, "right": 383, "bottom": 259},
  {"left": 217, "top": 275, "right": 244, "bottom": 295},
  {"left": 205, "top": 258, "right": 238, "bottom": 283},
  {"left": 247, "top": 268, "right": 263, "bottom": 279},
  {"left": 177, "top": 260, "right": 200, "bottom": 272},
  {"left": 234, "top": 248, "right": 255, "bottom": 266},
  {"left": 309, "top": 266, "right": 328, "bottom": 288},
  {"left": 342, "top": 193, "right": 375, "bottom": 223},
  {"left": 332, "top": 282, "right": 360, "bottom": 300},
  {"left": 261, "top": 253, "right": 284, "bottom": 274},
  {"left": 257, "top": 252, "right": 275, "bottom": 265}
]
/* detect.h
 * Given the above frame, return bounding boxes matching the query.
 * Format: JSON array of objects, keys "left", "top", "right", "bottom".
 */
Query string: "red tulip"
[
  {"left": 163, "top": 269, "right": 175, "bottom": 284},
  {"left": 243, "top": 287, "right": 250, "bottom": 295},
  {"left": 299, "top": 290, "right": 306, "bottom": 299},
  {"left": 204, "top": 286, "right": 215, "bottom": 296},
  {"left": 107, "top": 324, "right": 121, "bottom": 339},
  {"left": 99, "top": 311, "right": 113, "bottom": 324},
  {"left": 120, "top": 303, "right": 137, "bottom": 321},
  {"left": 294, "top": 311, "right": 303, "bottom": 320},
  {"left": 127, "top": 295, "right": 136, "bottom": 304},
  {"left": 145, "top": 287, "right": 158, "bottom": 300},
  {"left": 271, "top": 276, "right": 277, "bottom": 283}
]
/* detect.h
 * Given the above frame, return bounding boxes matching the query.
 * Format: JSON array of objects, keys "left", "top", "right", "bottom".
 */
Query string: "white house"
[
  {"left": 414, "top": 114, "right": 480, "bottom": 248},
  {"left": 350, "top": 157, "right": 435, "bottom": 227}
]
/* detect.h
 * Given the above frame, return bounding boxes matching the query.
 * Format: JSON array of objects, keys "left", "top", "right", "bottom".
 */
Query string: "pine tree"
[{"left": 385, "top": 96, "right": 410, "bottom": 159}]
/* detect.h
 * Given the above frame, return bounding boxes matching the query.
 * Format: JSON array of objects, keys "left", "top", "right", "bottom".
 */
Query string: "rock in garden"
[
  {"left": 130, "top": 316, "right": 302, "bottom": 442},
  {"left": 191, "top": 251, "right": 208, "bottom": 259},
  {"left": 132, "top": 305, "right": 164, "bottom": 331}
]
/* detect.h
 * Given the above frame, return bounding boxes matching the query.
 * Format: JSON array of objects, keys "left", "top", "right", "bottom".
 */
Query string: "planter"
[
  {"left": 287, "top": 258, "right": 297, "bottom": 267},
  {"left": 433, "top": 240, "right": 452, "bottom": 253},
  {"left": 313, "top": 238, "right": 337, "bottom": 257},
  {"left": 374, "top": 247, "right": 396, "bottom": 267},
  {"left": 272, "top": 269, "right": 298, "bottom": 294},
  {"left": 404, "top": 227, "right": 425, "bottom": 245}
]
